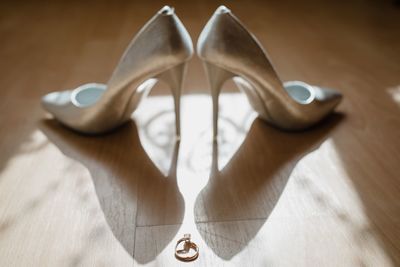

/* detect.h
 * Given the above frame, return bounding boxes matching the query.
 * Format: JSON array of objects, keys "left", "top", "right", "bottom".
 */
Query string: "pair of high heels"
[{"left": 42, "top": 6, "right": 342, "bottom": 137}]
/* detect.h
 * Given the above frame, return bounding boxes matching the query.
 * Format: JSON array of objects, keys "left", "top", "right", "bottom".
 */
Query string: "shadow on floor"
[
  {"left": 331, "top": 116, "right": 400, "bottom": 265},
  {"left": 39, "top": 119, "right": 184, "bottom": 264},
  {"left": 195, "top": 113, "right": 343, "bottom": 260}
]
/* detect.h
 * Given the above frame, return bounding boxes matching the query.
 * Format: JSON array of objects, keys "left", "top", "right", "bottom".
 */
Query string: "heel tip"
[
  {"left": 215, "top": 6, "right": 230, "bottom": 14},
  {"left": 159, "top": 6, "right": 174, "bottom": 15}
]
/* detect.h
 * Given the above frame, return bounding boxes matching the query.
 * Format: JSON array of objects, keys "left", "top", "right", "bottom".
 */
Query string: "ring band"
[{"left": 175, "top": 234, "right": 199, "bottom": 262}]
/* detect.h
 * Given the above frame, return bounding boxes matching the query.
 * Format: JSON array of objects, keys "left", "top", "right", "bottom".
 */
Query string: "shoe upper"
[
  {"left": 42, "top": 6, "right": 193, "bottom": 134},
  {"left": 197, "top": 6, "right": 280, "bottom": 85},
  {"left": 108, "top": 6, "right": 193, "bottom": 93},
  {"left": 197, "top": 6, "right": 342, "bottom": 130},
  {"left": 196, "top": 5, "right": 286, "bottom": 113}
]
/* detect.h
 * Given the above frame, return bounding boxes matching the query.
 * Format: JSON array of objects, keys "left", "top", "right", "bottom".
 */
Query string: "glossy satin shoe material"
[
  {"left": 42, "top": 6, "right": 193, "bottom": 135},
  {"left": 197, "top": 6, "right": 342, "bottom": 137}
]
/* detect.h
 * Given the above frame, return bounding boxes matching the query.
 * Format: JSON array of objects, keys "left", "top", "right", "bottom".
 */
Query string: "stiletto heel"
[
  {"left": 156, "top": 62, "right": 188, "bottom": 138},
  {"left": 203, "top": 61, "right": 234, "bottom": 138},
  {"left": 198, "top": 6, "right": 342, "bottom": 136},
  {"left": 42, "top": 6, "right": 193, "bottom": 135}
]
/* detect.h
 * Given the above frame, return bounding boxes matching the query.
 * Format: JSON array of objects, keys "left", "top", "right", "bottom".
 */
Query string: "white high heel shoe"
[
  {"left": 42, "top": 6, "right": 193, "bottom": 135},
  {"left": 197, "top": 6, "right": 342, "bottom": 137}
]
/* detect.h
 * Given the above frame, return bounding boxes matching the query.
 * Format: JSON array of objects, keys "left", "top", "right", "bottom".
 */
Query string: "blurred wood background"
[{"left": 0, "top": 0, "right": 399, "bottom": 266}]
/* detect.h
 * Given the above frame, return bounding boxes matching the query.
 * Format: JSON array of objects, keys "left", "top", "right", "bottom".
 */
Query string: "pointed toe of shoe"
[
  {"left": 314, "top": 86, "right": 343, "bottom": 109},
  {"left": 41, "top": 90, "right": 72, "bottom": 115}
]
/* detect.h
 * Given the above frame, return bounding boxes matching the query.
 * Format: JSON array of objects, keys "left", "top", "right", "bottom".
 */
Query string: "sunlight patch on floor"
[{"left": 387, "top": 85, "right": 400, "bottom": 107}]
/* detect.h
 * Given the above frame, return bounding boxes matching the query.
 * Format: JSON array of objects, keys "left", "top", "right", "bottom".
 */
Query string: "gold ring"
[{"left": 174, "top": 234, "right": 199, "bottom": 262}]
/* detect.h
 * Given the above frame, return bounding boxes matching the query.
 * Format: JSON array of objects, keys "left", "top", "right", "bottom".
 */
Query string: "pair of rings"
[{"left": 175, "top": 234, "right": 199, "bottom": 262}]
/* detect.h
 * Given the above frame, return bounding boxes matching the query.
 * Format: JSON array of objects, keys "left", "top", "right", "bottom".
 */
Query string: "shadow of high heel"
[
  {"left": 39, "top": 119, "right": 184, "bottom": 264},
  {"left": 195, "top": 113, "right": 344, "bottom": 260}
]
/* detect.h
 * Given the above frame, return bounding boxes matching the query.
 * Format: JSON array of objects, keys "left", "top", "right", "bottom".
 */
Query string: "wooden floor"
[{"left": 0, "top": 0, "right": 400, "bottom": 266}]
